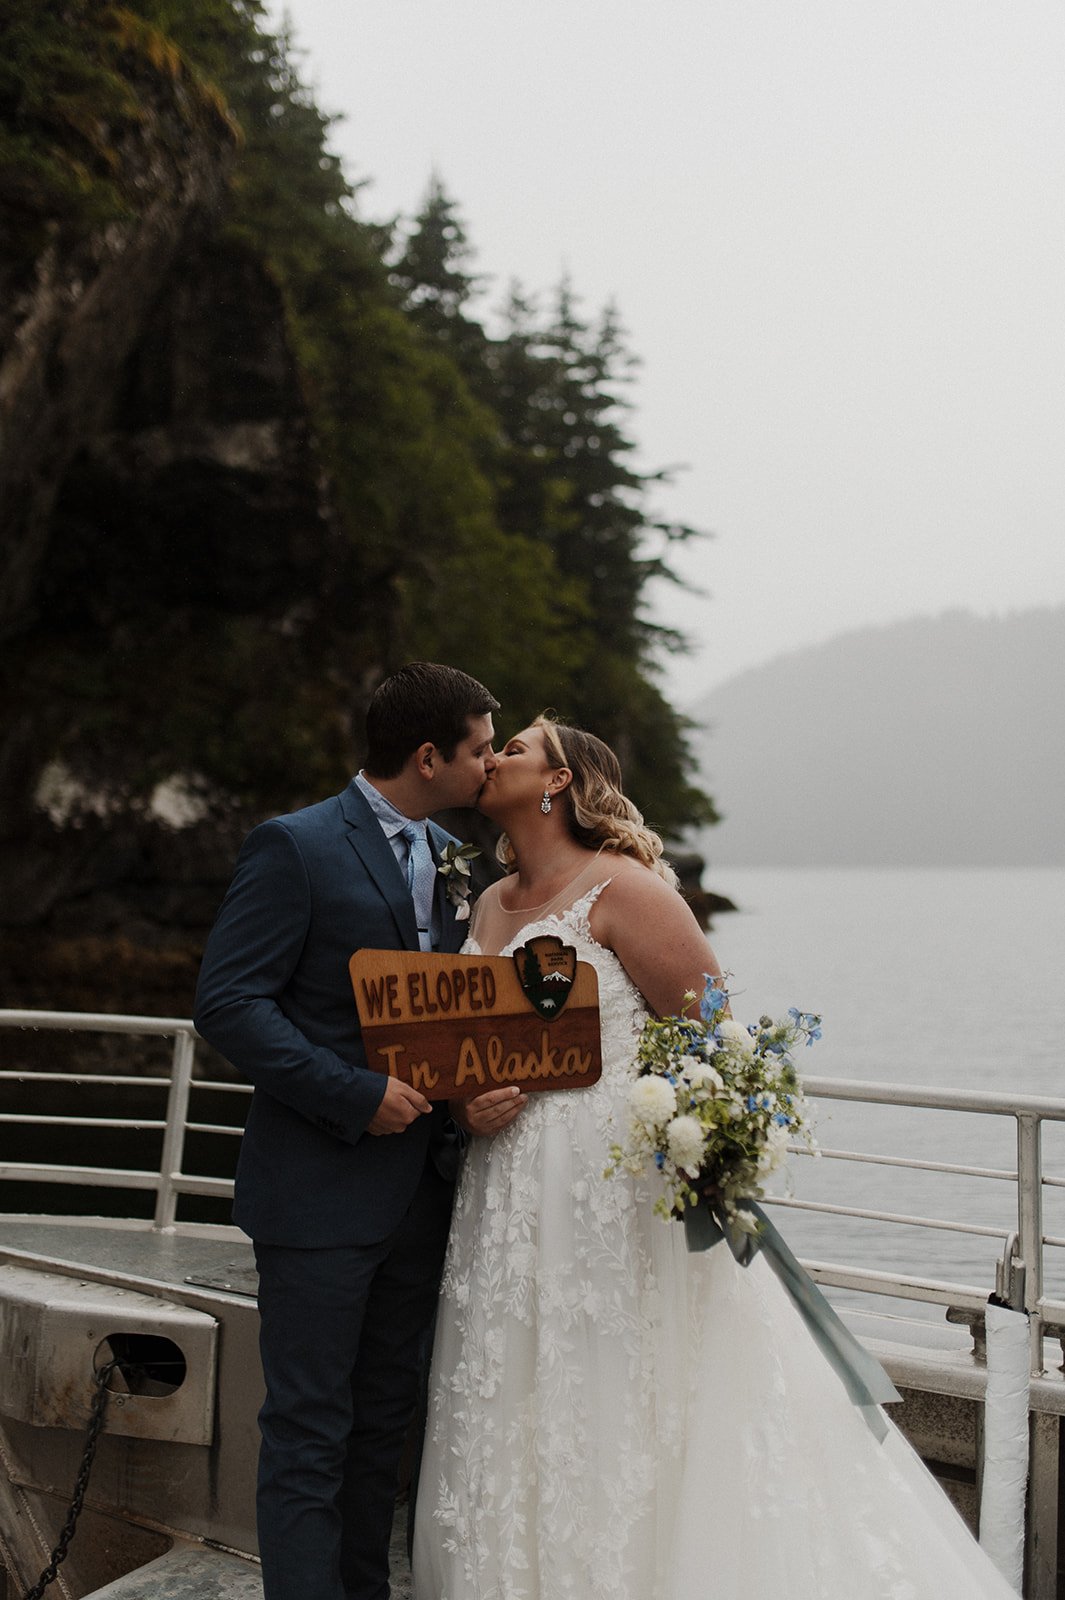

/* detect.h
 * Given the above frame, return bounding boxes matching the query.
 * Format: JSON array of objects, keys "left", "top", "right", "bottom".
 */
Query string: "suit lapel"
[
  {"left": 428, "top": 822, "right": 464, "bottom": 954},
  {"left": 339, "top": 782, "right": 420, "bottom": 950}
]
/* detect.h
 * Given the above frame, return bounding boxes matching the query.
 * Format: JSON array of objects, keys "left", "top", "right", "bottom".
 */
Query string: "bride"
[{"left": 412, "top": 715, "right": 1018, "bottom": 1599}]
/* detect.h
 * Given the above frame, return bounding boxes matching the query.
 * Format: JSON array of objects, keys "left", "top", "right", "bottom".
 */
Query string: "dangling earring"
[{"left": 541, "top": 789, "right": 552, "bottom": 814}]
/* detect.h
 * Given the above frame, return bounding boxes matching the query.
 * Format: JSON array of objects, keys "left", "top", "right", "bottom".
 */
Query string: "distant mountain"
[{"left": 690, "top": 607, "right": 1065, "bottom": 866}]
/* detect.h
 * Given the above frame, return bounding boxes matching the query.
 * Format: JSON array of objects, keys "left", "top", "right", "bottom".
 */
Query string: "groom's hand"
[
  {"left": 368, "top": 1077, "right": 433, "bottom": 1135},
  {"left": 454, "top": 1086, "right": 527, "bottom": 1137}
]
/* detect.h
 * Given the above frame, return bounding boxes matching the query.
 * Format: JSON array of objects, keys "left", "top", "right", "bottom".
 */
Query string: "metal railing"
[
  {"left": 773, "top": 1074, "right": 1065, "bottom": 1376},
  {"left": 0, "top": 1009, "right": 250, "bottom": 1231},
  {"left": 2, "top": 1011, "right": 1065, "bottom": 1373}
]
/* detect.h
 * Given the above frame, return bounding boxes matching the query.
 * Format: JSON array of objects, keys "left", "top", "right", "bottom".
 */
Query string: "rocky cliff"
[
  {"left": 0, "top": 32, "right": 358, "bottom": 1012},
  {"left": 0, "top": 3, "right": 719, "bottom": 1016}
]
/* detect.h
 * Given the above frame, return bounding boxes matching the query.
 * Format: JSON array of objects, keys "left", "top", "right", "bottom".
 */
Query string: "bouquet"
[
  {"left": 606, "top": 977, "right": 821, "bottom": 1237},
  {"left": 606, "top": 980, "right": 902, "bottom": 1435}
]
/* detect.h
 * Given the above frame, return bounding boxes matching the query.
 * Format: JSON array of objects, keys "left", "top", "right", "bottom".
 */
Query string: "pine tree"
[
  {"left": 1, "top": 5, "right": 714, "bottom": 836},
  {"left": 389, "top": 175, "right": 488, "bottom": 372},
  {"left": 484, "top": 280, "right": 716, "bottom": 829}
]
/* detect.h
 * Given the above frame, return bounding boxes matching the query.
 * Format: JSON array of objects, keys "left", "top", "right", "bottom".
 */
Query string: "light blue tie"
[{"left": 402, "top": 821, "right": 435, "bottom": 951}]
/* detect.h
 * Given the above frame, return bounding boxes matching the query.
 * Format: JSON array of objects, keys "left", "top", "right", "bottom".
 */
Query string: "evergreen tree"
[
  {"left": 389, "top": 174, "right": 488, "bottom": 372},
  {"left": 385, "top": 181, "right": 715, "bottom": 832},
  {"left": 0, "top": 2, "right": 714, "bottom": 837}
]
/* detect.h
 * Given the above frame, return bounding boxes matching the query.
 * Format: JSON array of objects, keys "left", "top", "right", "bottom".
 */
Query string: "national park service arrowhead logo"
[{"left": 513, "top": 935, "right": 577, "bottom": 1021}]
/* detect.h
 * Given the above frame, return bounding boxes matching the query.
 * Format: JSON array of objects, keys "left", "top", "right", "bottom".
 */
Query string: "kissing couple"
[{"left": 196, "top": 661, "right": 1018, "bottom": 1600}]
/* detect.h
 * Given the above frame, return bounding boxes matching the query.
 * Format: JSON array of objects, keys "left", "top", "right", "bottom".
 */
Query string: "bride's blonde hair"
[{"left": 498, "top": 714, "right": 677, "bottom": 886}]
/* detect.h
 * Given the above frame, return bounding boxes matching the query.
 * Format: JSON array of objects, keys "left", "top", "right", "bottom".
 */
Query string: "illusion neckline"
[{"left": 495, "top": 848, "right": 609, "bottom": 916}]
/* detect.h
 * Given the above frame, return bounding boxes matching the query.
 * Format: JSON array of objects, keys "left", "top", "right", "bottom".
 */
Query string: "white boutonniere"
[{"left": 438, "top": 841, "right": 480, "bottom": 922}]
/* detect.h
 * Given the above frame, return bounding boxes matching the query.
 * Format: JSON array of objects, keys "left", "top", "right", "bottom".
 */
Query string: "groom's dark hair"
[{"left": 364, "top": 662, "right": 499, "bottom": 778}]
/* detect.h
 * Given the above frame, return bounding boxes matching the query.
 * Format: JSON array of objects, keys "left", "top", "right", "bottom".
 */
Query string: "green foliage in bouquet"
[{"left": 607, "top": 980, "right": 821, "bottom": 1227}]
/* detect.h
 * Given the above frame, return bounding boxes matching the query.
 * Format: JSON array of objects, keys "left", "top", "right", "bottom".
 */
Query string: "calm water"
[{"left": 699, "top": 867, "right": 1065, "bottom": 1303}]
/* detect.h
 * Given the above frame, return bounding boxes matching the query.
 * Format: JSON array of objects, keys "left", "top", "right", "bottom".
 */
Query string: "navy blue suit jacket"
[{"left": 194, "top": 781, "right": 465, "bottom": 1247}]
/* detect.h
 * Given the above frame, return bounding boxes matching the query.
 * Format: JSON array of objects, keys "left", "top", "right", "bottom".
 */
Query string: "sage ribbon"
[{"left": 684, "top": 1198, "right": 901, "bottom": 1442}]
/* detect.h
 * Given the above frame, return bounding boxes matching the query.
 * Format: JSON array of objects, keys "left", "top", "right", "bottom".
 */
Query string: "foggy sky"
[{"left": 262, "top": 0, "right": 1065, "bottom": 699}]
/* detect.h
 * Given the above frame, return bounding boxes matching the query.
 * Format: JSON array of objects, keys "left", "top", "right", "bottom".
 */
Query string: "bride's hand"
[{"left": 452, "top": 1086, "right": 527, "bottom": 1137}]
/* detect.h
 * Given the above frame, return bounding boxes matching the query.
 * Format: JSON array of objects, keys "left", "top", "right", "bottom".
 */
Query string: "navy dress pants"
[{"left": 254, "top": 1164, "right": 454, "bottom": 1600}]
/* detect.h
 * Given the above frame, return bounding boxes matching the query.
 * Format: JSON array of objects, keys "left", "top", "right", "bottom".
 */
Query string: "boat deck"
[
  {"left": 0, "top": 1215, "right": 421, "bottom": 1599},
  {"left": 0, "top": 1215, "right": 258, "bottom": 1300}
]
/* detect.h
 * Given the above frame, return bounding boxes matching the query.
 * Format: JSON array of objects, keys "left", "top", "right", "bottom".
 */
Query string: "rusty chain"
[{"left": 21, "top": 1358, "right": 119, "bottom": 1600}]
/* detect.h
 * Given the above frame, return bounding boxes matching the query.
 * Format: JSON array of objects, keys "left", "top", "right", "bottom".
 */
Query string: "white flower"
[
  {"left": 715, "top": 1017, "right": 755, "bottom": 1055},
  {"left": 629, "top": 1075, "right": 677, "bottom": 1130},
  {"left": 757, "top": 1121, "right": 792, "bottom": 1175},
  {"left": 732, "top": 1207, "right": 761, "bottom": 1235},
  {"left": 453, "top": 899, "right": 471, "bottom": 921},
  {"left": 604, "top": 994, "right": 819, "bottom": 1222},
  {"left": 666, "top": 1114, "right": 706, "bottom": 1172},
  {"left": 687, "top": 1061, "right": 725, "bottom": 1095}
]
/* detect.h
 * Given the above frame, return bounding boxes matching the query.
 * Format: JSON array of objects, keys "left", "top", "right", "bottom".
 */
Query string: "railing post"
[
  {"left": 154, "top": 1029, "right": 196, "bottom": 1230},
  {"left": 1016, "top": 1113, "right": 1044, "bottom": 1375}
]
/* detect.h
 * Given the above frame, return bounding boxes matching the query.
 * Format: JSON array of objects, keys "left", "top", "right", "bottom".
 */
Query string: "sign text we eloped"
[{"left": 349, "top": 946, "right": 601, "bottom": 1100}]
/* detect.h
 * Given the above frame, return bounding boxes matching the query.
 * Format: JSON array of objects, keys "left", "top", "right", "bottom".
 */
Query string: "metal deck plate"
[
  {"left": 83, "top": 1540, "right": 262, "bottom": 1598},
  {"left": 184, "top": 1264, "right": 259, "bottom": 1297},
  {"left": 0, "top": 1218, "right": 256, "bottom": 1298}
]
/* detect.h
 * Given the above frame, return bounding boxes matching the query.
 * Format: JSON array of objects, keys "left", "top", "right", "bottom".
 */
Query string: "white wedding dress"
[{"left": 413, "top": 875, "right": 1019, "bottom": 1599}]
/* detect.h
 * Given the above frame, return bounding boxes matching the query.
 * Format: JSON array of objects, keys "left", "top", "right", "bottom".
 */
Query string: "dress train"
[{"left": 413, "top": 882, "right": 1018, "bottom": 1599}]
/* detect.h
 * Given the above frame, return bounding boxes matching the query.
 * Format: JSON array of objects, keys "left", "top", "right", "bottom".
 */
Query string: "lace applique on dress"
[
  {"left": 417, "top": 883, "right": 692, "bottom": 1599},
  {"left": 539, "top": 877, "right": 611, "bottom": 942},
  {"left": 414, "top": 883, "right": 1020, "bottom": 1600}
]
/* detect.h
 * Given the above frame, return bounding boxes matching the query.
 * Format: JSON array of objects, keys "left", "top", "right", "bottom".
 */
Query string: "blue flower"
[
  {"left": 789, "top": 1008, "right": 822, "bottom": 1044},
  {"left": 655, "top": 1151, "right": 665, "bottom": 1169},
  {"left": 773, "top": 1112, "right": 790, "bottom": 1126},
  {"left": 700, "top": 977, "right": 729, "bottom": 1022}
]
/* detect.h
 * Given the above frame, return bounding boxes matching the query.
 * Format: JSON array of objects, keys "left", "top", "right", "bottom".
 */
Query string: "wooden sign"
[{"left": 349, "top": 941, "right": 601, "bottom": 1100}]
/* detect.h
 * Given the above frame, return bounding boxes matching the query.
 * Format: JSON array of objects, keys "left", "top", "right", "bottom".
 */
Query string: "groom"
[{"left": 195, "top": 662, "right": 499, "bottom": 1600}]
